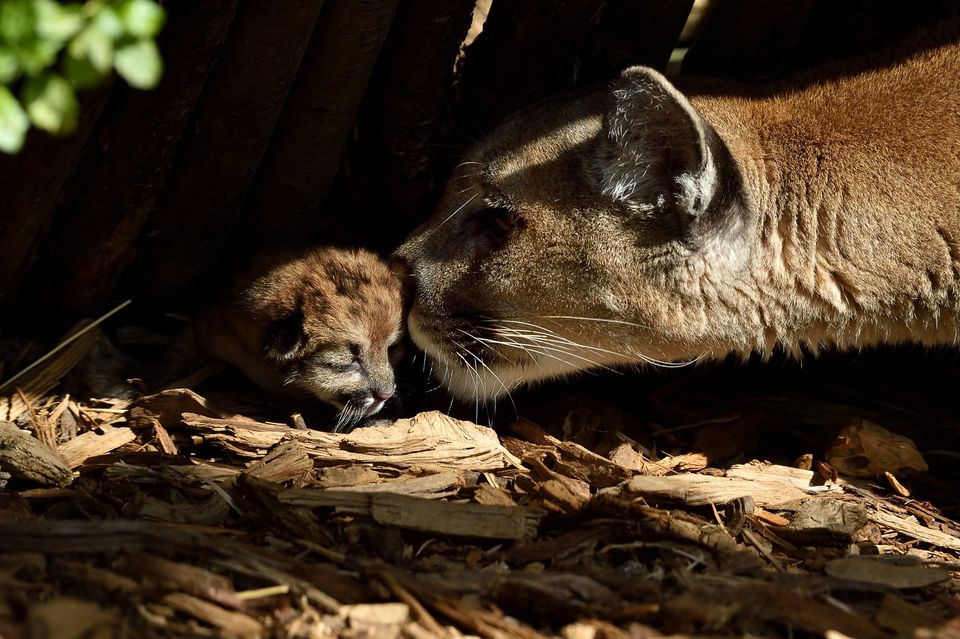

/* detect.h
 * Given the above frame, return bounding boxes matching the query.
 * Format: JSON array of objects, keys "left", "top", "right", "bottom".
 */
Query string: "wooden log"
[
  {"left": 17, "top": 0, "right": 240, "bottom": 321},
  {"left": 0, "top": 86, "right": 111, "bottom": 308},
  {"left": 681, "top": 0, "right": 819, "bottom": 80},
  {"left": 454, "top": 0, "right": 604, "bottom": 131},
  {"left": 348, "top": 0, "right": 476, "bottom": 239},
  {"left": 579, "top": 0, "right": 695, "bottom": 80},
  {"left": 238, "top": 0, "right": 401, "bottom": 246},
  {"left": 132, "top": 0, "right": 327, "bottom": 309}
]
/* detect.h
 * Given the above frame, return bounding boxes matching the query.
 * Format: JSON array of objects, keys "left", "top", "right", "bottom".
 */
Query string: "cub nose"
[{"left": 373, "top": 388, "right": 395, "bottom": 402}]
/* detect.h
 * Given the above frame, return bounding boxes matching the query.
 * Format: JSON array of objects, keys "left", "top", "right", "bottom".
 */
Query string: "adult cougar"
[{"left": 397, "top": 31, "right": 960, "bottom": 401}]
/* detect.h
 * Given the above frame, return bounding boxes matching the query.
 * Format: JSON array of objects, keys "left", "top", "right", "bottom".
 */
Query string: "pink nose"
[{"left": 373, "top": 389, "right": 394, "bottom": 402}]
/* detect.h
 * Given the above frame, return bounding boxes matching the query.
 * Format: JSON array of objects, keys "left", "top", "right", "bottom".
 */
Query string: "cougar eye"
[{"left": 476, "top": 207, "right": 519, "bottom": 242}]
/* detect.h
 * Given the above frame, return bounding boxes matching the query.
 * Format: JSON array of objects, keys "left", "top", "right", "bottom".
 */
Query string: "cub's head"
[
  {"left": 397, "top": 67, "right": 749, "bottom": 401},
  {"left": 238, "top": 248, "right": 403, "bottom": 430}
]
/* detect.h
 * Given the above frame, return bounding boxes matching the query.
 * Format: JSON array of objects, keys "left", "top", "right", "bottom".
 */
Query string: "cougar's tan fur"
[{"left": 397, "top": 30, "right": 960, "bottom": 400}]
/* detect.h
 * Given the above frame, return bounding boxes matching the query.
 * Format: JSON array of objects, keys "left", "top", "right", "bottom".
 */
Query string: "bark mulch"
[{"left": 1, "top": 323, "right": 959, "bottom": 639}]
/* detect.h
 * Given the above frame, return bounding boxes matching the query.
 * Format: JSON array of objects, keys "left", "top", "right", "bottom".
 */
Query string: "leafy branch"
[{"left": 0, "top": 0, "right": 165, "bottom": 154}]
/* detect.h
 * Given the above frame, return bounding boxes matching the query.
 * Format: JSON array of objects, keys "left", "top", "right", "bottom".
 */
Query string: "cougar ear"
[
  {"left": 600, "top": 66, "right": 718, "bottom": 221},
  {"left": 262, "top": 309, "right": 307, "bottom": 361}
]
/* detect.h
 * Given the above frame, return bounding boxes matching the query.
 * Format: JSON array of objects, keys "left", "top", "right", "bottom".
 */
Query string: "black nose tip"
[{"left": 373, "top": 388, "right": 394, "bottom": 402}]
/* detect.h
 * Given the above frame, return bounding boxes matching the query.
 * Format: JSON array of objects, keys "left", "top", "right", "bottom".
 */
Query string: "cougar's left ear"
[{"left": 600, "top": 66, "right": 720, "bottom": 221}]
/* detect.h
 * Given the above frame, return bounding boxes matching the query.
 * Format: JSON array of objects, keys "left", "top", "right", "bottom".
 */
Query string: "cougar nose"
[{"left": 373, "top": 388, "right": 395, "bottom": 402}]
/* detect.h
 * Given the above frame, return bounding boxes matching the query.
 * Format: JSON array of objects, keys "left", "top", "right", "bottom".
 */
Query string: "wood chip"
[
  {"left": 825, "top": 556, "right": 951, "bottom": 589},
  {"left": 337, "top": 470, "right": 464, "bottom": 498},
  {"left": 26, "top": 597, "right": 117, "bottom": 639},
  {"left": 473, "top": 483, "right": 517, "bottom": 506},
  {"left": 243, "top": 439, "right": 313, "bottom": 485},
  {"left": 0, "top": 321, "right": 103, "bottom": 422},
  {"left": 867, "top": 507, "right": 960, "bottom": 551},
  {"left": 339, "top": 602, "right": 410, "bottom": 626},
  {"left": 616, "top": 463, "right": 840, "bottom": 509},
  {"left": 184, "top": 410, "right": 522, "bottom": 472},
  {"left": 56, "top": 424, "right": 137, "bottom": 468},
  {"left": 128, "top": 387, "right": 232, "bottom": 430},
  {"left": 280, "top": 489, "right": 541, "bottom": 540},
  {"left": 162, "top": 592, "right": 261, "bottom": 638},
  {"left": 0, "top": 421, "right": 72, "bottom": 487},
  {"left": 781, "top": 498, "right": 869, "bottom": 544},
  {"left": 884, "top": 471, "right": 911, "bottom": 497},
  {"left": 875, "top": 594, "right": 947, "bottom": 635},
  {"left": 153, "top": 420, "right": 179, "bottom": 455},
  {"left": 117, "top": 552, "right": 244, "bottom": 609},
  {"left": 825, "top": 419, "right": 928, "bottom": 478},
  {"left": 753, "top": 507, "right": 790, "bottom": 527}
]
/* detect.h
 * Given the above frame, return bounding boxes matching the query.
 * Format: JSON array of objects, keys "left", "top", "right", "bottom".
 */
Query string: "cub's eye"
[
  {"left": 262, "top": 310, "right": 306, "bottom": 361},
  {"left": 348, "top": 343, "right": 362, "bottom": 359},
  {"left": 475, "top": 207, "right": 520, "bottom": 243}
]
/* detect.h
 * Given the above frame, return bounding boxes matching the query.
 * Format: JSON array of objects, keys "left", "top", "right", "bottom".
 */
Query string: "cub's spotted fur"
[{"left": 197, "top": 247, "right": 403, "bottom": 430}]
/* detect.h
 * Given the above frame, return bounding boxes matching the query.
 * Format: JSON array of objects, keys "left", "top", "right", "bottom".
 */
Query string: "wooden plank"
[
  {"left": 133, "top": 0, "right": 328, "bottom": 309},
  {"left": 455, "top": 0, "right": 605, "bottom": 130},
  {"left": 238, "top": 0, "right": 401, "bottom": 246},
  {"left": 681, "top": 0, "right": 819, "bottom": 80},
  {"left": 17, "top": 0, "right": 240, "bottom": 319},
  {"left": 0, "top": 86, "right": 111, "bottom": 307},
  {"left": 279, "top": 489, "right": 542, "bottom": 540},
  {"left": 579, "top": 0, "right": 695, "bottom": 79},
  {"left": 347, "top": 0, "right": 476, "bottom": 238}
]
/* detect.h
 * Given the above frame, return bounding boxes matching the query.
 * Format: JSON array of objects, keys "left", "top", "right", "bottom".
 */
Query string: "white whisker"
[
  {"left": 485, "top": 331, "right": 601, "bottom": 373},
  {"left": 490, "top": 328, "right": 622, "bottom": 374},
  {"left": 540, "top": 315, "right": 652, "bottom": 329},
  {"left": 530, "top": 316, "right": 701, "bottom": 368},
  {"left": 434, "top": 192, "right": 479, "bottom": 231},
  {"left": 455, "top": 335, "right": 517, "bottom": 412}
]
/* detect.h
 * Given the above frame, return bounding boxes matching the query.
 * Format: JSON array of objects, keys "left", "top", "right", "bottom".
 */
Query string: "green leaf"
[
  {"left": 22, "top": 74, "right": 78, "bottom": 134},
  {"left": 114, "top": 39, "right": 161, "bottom": 89},
  {"left": 34, "top": 0, "right": 84, "bottom": 43},
  {"left": 117, "top": 0, "right": 165, "bottom": 39},
  {"left": 68, "top": 23, "right": 114, "bottom": 73},
  {"left": 91, "top": 6, "right": 124, "bottom": 39},
  {"left": 11, "top": 37, "right": 61, "bottom": 76},
  {"left": 0, "top": 47, "right": 19, "bottom": 84},
  {"left": 64, "top": 50, "right": 104, "bottom": 88},
  {"left": 0, "top": 0, "right": 35, "bottom": 43},
  {"left": 0, "top": 86, "right": 30, "bottom": 154}
]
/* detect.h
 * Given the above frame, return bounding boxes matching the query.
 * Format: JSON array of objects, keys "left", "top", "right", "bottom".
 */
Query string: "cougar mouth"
[{"left": 407, "top": 306, "right": 614, "bottom": 401}]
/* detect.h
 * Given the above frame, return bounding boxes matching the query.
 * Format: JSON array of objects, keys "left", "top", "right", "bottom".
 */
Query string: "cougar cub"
[
  {"left": 398, "top": 30, "right": 960, "bottom": 401},
  {"left": 197, "top": 247, "right": 404, "bottom": 430}
]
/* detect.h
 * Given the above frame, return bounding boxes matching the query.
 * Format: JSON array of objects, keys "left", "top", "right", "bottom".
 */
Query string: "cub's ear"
[
  {"left": 262, "top": 310, "right": 307, "bottom": 361},
  {"left": 600, "top": 66, "right": 719, "bottom": 221}
]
